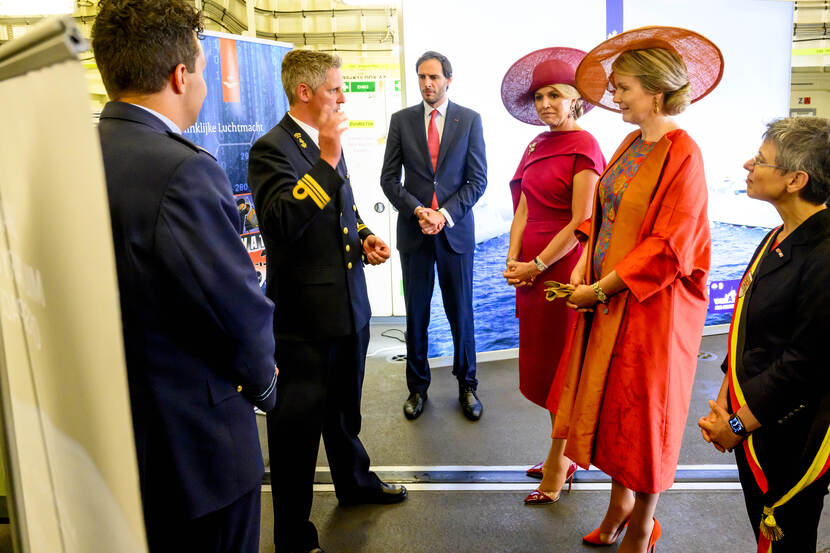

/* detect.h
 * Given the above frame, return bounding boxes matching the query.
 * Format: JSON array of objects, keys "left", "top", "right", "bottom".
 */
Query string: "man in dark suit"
[
  {"left": 248, "top": 49, "right": 406, "bottom": 553},
  {"left": 92, "top": 2, "right": 277, "bottom": 552},
  {"left": 380, "top": 51, "right": 487, "bottom": 421}
]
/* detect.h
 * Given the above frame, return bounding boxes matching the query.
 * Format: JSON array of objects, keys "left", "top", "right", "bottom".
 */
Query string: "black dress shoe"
[
  {"left": 306, "top": 549, "right": 325, "bottom": 553},
  {"left": 339, "top": 482, "right": 408, "bottom": 506},
  {"left": 459, "top": 386, "right": 482, "bottom": 421},
  {"left": 403, "top": 392, "right": 426, "bottom": 420}
]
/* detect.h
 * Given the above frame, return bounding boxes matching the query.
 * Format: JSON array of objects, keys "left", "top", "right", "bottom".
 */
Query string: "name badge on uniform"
[{"left": 738, "top": 272, "right": 753, "bottom": 298}]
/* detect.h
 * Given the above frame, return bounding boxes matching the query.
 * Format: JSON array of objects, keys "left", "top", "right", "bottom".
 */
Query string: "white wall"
[{"left": 400, "top": 0, "right": 793, "bottom": 230}]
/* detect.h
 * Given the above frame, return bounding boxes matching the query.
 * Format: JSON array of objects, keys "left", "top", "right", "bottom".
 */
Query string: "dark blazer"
[
  {"left": 98, "top": 101, "right": 277, "bottom": 521},
  {"left": 731, "top": 208, "right": 830, "bottom": 493},
  {"left": 380, "top": 100, "right": 487, "bottom": 253},
  {"left": 248, "top": 114, "right": 372, "bottom": 338}
]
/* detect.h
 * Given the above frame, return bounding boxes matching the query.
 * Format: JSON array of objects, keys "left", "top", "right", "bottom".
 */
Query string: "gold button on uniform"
[
  {"left": 237, "top": 385, "right": 243, "bottom": 392},
  {"left": 347, "top": 262, "right": 353, "bottom": 269},
  {"left": 346, "top": 244, "right": 351, "bottom": 252},
  {"left": 352, "top": 204, "right": 356, "bottom": 211},
  {"left": 343, "top": 227, "right": 348, "bottom": 234}
]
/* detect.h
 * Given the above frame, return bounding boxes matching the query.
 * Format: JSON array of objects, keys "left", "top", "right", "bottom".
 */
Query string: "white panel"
[
  {"left": 399, "top": 0, "right": 793, "bottom": 232},
  {"left": 341, "top": 71, "right": 402, "bottom": 316},
  {"left": 0, "top": 59, "right": 146, "bottom": 552},
  {"left": 400, "top": 0, "right": 608, "bottom": 242},
  {"left": 624, "top": 0, "right": 793, "bottom": 228}
]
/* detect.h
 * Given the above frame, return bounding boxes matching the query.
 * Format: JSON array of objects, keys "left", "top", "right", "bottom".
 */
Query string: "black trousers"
[
  {"left": 400, "top": 232, "right": 477, "bottom": 394},
  {"left": 267, "top": 323, "right": 380, "bottom": 553},
  {"left": 146, "top": 484, "right": 261, "bottom": 553},
  {"left": 735, "top": 445, "right": 830, "bottom": 552}
]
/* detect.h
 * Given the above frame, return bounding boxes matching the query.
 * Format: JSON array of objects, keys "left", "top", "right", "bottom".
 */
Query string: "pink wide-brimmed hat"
[
  {"left": 575, "top": 26, "right": 724, "bottom": 113},
  {"left": 501, "top": 47, "right": 593, "bottom": 125}
]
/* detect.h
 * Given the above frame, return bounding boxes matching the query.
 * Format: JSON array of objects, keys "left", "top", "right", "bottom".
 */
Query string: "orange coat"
[{"left": 552, "top": 129, "right": 710, "bottom": 493}]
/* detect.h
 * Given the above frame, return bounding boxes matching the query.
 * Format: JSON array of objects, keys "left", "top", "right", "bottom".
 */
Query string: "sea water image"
[{"left": 426, "top": 190, "right": 774, "bottom": 358}]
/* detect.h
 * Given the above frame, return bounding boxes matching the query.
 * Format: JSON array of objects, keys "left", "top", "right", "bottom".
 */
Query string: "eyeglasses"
[{"left": 749, "top": 156, "right": 785, "bottom": 171}]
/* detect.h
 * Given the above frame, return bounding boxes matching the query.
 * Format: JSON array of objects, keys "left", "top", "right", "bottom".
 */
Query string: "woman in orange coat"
[{"left": 553, "top": 27, "right": 723, "bottom": 553}]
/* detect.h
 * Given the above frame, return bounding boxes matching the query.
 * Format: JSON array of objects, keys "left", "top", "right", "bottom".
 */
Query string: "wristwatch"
[
  {"left": 728, "top": 413, "right": 748, "bottom": 437},
  {"left": 591, "top": 282, "right": 608, "bottom": 303},
  {"left": 533, "top": 256, "right": 548, "bottom": 273}
]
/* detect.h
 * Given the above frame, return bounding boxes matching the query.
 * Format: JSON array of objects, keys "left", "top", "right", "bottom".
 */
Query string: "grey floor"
[{"left": 256, "top": 325, "right": 830, "bottom": 553}]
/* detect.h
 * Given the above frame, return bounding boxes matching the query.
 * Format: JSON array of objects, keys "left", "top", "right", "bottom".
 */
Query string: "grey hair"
[
  {"left": 281, "top": 49, "right": 342, "bottom": 105},
  {"left": 763, "top": 117, "right": 830, "bottom": 205}
]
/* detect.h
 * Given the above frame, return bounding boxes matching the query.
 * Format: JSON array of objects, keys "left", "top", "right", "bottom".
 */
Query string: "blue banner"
[
  {"left": 606, "top": 0, "right": 623, "bottom": 37},
  {"left": 183, "top": 32, "right": 291, "bottom": 289}
]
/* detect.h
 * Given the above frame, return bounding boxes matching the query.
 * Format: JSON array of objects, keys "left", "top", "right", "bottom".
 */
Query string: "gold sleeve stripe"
[
  {"left": 303, "top": 174, "right": 331, "bottom": 204},
  {"left": 299, "top": 176, "right": 328, "bottom": 206},
  {"left": 357, "top": 223, "right": 368, "bottom": 232},
  {"left": 293, "top": 178, "right": 325, "bottom": 209}
]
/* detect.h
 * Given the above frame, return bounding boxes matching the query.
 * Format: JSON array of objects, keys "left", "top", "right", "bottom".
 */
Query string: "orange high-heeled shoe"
[
  {"left": 582, "top": 517, "right": 630, "bottom": 546},
  {"left": 523, "top": 462, "right": 578, "bottom": 504},
  {"left": 647, "top": 517, "right": 661, "bottom": 552}
]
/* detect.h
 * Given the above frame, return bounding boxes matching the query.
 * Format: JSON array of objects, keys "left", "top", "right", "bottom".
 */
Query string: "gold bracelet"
[{"left": 592, "top": 281, "right": 608, "bottom": 303}]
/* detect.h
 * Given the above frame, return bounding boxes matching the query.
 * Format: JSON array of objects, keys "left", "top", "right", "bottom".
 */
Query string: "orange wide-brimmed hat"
[
  {"left": 501, "top": 47, "right": 593, "bottom": 125},
  {"left": 575, "top": 26, "right": 724, "bottom": 113}
]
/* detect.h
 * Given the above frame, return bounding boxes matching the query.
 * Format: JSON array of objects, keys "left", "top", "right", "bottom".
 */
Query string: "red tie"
[{"left": 428, "top": 109, "right": 440, "bottom": 209}]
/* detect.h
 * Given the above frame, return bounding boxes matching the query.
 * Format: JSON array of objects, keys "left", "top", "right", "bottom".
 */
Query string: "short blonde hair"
[
  {"left": 281, "top": 49, "right": 342, "bottom": 105},
  {"left": 612, "top": 48, "right": 690, "bottom": 115},
  {"left": 549, "top": 83, "right": 585, "bottom": 119}
]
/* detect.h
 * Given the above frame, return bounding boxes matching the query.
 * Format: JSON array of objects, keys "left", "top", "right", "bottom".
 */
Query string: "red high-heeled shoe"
[
  {"left": 647, "top": 517, "right": 661, "bottom": 552},
  {"left": 582, "top": 517, "right": 630, "bottom": 546},
  {"left": 523, "top": 462, "right": 578, "bottom": 504},
  {"left": 525, "top": 462, "right": 544, "bottom": 479}
]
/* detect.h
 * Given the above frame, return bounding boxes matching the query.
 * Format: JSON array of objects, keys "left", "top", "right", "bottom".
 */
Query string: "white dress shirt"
[
  {"left": 421, "top": 98, "right": 454, "bottom": 227},
  {"left": 288, "top": 112, "right": 320, "bottom": 147},
  {"left": 132, "top": 103, "right": 182, "bottom": 134}
]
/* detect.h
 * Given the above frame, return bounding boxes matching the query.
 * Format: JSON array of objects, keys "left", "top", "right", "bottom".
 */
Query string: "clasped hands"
[
  {"left": 415, "top": 207, "right": 446, "bottom": 235},
  {"left": 698, "top": 399, "right": 743, "bottom": 453},
  {"left": 503, "top": 259, "right": 539, "bottom": 288}
]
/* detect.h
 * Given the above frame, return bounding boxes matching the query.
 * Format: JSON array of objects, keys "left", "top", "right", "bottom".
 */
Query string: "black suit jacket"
[
  {"left": 732, "top": 208, "right": 830, "bottom": 494},
  {"left": 248, "top": 114, "right": 372, "bottom": 338},
  {"left": 98, "top": 102, "right": 277, "bottom": 520},
  {"left": 380, "top": 101, "right": 487, "bottom": 254}
]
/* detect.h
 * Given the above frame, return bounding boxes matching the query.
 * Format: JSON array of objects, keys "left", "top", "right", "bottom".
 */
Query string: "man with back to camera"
[
  {"left": 92, "top": 1, "right": 278, "bottom": 552},
  {"left": 247, "top": 49, "right": 407, "bottom": 553},
  {"left": 380, "top": 51, "right": 488, "bottom": 421}
]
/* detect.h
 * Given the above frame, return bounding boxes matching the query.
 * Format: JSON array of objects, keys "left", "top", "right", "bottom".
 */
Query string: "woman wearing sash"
[
  {"left": 500, "top": 48, "right": 605, "bottom": 505},
  {"left": 699, "top": 117, "right": 830, "bottom": 553},
  {"left": 553, "top": 27, "right": 722, "bottom": 553}
]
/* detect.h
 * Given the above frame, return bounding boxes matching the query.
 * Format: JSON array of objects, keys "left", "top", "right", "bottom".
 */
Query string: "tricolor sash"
[{"left": 726, "top": 227, "right": 830, "bottom": 553}]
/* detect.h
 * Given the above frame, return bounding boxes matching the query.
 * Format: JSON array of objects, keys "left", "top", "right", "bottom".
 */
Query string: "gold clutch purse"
[{"left": 544, "top": 280, "right": 575, "bottom": 301}]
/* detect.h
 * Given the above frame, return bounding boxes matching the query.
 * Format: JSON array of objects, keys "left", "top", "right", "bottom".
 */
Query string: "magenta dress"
[{"left": 509, "top": 130, "right": 605, "bottom": 408}]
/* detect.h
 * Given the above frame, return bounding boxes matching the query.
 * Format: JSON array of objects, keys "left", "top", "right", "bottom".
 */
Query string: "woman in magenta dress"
[{"left": 500, "top": 48, "right": 605, "bottom": 504}]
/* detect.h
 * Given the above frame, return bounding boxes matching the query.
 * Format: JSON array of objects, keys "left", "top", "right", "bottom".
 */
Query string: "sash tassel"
[{"left": 760, "top": 506, "right": 784, "bottom": 543}]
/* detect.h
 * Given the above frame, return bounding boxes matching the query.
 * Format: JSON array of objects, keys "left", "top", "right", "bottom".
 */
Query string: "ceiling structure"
[{"left": 1, "top": 1, "right": 828, "bottom": 91}]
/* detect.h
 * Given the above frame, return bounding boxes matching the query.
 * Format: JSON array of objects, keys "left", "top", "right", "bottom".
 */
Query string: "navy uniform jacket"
[
  {"left": 248, "top": 114, "right": 372, "bottom": 338},
  {"left": 728, "top": 208, "right": 830, "bottom": 497},
  {"left": 98, "top": 101, "right": 277, "bottom": 521},
  {"left": 380, "top": 100, "right": 487, "bottom": 253}
]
